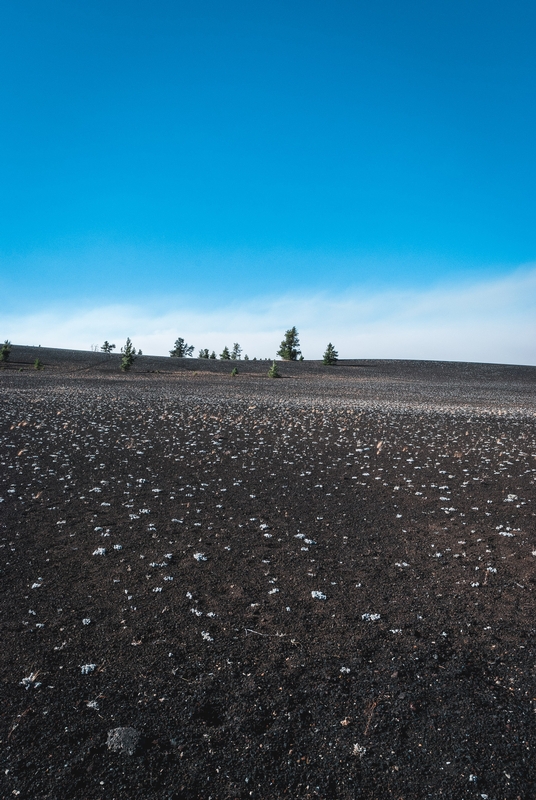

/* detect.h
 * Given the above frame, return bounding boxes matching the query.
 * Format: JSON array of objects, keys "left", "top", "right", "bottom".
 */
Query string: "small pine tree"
[
  {"left": 170, "top": 337, "right": 194, "bottom": 357},
  {"left": 101, "top": 341, "right": 116, "bottom": 353},
  {"left": 277, "top": 327, "right": 301, "bottom": 360},
  {"left": 0, "top": 340, "right": 11, "bottom": 362},
  {"left": 231, "top": 343, "right": 242, "bottom": 360},
  {"left": 33, "top": 358, "right": 43, "bottom": 370},
  {"left": 323, "top": 342, "right": 338, "bottom": 365},
  {"left": 209, "top": 351, "right": 216, "bottom": 359},
  {"left": 243, "top": 354, "right": 249, "bottom": 361},
  {"left": 220, "top": 346, "right": 230, "bottom": 360},
  {"left": 268, "top": 360, "right": 280, "bottom": 378},
  {"left": 120, "top": 337, "right": 137, "bottom": 371},
  {"left": 198, "top": 348, "right": 209, "bottom": 359},
  {"left": 231, "top": 366, "right": 238, "bottom": 376}
]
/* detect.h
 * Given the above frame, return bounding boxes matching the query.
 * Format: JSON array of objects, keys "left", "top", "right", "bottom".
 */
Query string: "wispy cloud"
[{"left": 4, "top": 266, "right": 536, "bottom": 365}]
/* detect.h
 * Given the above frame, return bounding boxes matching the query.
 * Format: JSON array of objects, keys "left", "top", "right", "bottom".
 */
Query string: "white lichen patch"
[{"left": 20, "top": 672, "right": 41, "bottom": 689}]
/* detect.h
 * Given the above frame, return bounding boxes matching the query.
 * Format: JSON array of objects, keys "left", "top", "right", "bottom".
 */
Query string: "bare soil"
[{"left": 1, "top": 346, "right": 536, "bottom": 799}]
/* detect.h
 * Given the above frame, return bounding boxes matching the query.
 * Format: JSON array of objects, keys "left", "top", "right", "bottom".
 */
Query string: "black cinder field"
[{"left": 1, "top": 347, "right": 536, "bottom": 799}]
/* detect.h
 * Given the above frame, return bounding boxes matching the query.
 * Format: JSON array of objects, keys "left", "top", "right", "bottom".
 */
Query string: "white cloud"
[{"left": 4, "top": 266, "right": 536, "bottom": 365}]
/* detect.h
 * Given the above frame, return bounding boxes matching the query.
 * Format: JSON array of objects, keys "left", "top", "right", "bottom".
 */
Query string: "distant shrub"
[
  {"left": 33, "top": 358, "right": 43, "bottom": 370},
  {"left": 231, "top": 366, "right": 238, "bottom": 376},
  {"left": 323, "top": 343, "right": 338, "bottom": 365},
  {"left": 170, "top": 337, "right": 194, "bottom": 357},
  {"left": 220, "top": 346, "right": 230, "bottom": 360},
  {"left": 198, "top": 348, "right": 210, "bottom": 359},
  {"left": 268, "top": 360, "right": 280, "bottom": 378},
  {"left": 243, "top": 354, "right": 249, "bottom": 361},
  {"left": 277, "top": 327, "right": 301, "bottom": 360},
  {"left": 0, "top": 340, "right": 11, "bottom": 363},
  {"left": 209, "top": 351, "right": 217, "bottom": 359},
  {"left": 120, "top": 338, "right": 137, "bottom": 371},
  {"left": 101, "top": 341, "right": 116, "bottom": 353}
]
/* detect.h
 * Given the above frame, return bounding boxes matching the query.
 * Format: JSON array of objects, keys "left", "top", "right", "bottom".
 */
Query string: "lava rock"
[{"left": 106, "top": 727, "right": 141, "bottom": 756}]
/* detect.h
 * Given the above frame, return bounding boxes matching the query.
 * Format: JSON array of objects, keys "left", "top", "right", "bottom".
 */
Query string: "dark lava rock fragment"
[{"left": 106, "top": 727, "right": 141, "bottom": 756}]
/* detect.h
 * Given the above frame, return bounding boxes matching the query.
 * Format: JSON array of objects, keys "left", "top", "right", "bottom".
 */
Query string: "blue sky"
[{"left": 2, "top": 0, "right": 536, "bottom": 361}]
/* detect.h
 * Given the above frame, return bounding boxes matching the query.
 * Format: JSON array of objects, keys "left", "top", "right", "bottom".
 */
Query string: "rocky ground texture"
[{"left": 1, "top": 346, "right": 536, "bottom": 799}]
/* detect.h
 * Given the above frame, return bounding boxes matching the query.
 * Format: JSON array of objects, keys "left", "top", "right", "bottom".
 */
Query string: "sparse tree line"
[
  {"left": 166, "top": 328, "right": 338, "bottom": 367},
  {"left": 170, "top": 339, "right": 246, "bottom": 361},
  {"left": 1, "top": 330, "right": 338, "bottom": 373}
]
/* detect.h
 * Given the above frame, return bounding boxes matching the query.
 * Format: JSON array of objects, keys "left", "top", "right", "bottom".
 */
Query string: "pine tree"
[
  {"left": 120, "top": 337, "right": 137, "bottom": 371},
  {"left": 322, "top": 342, "right": 338, "bottom": 365},
  {"left": 277, "top": 327, "right": 301, "bottom": 360},
  {"left": 220, "top": 346, "right": 230, "bottom": 360},
  {"left": 209, "top": 351, "right": 216, "bottom": 359},
  {"left": 170, "top": 337, "right": 194, "bottom": 357},
  {"left": 101, "top": 341, "right": 116, "bottom": 353},
  {"left": 231, "top": 343, "right": 242, "bottom": 360},
  {"left": 243, "top": 354, "right": 249, "bottom": 361},
  {"left": 231, "top": 366, "right": 238, "bottom": 376},
  {"left": 198, "top": 348, "right": 209, "bottom": 359},
  {"left": 268, "top": 360, "right": 280, "bottom": 378},
  {"left": 0, "top": 340, "right": 11, "bottom": 362}
]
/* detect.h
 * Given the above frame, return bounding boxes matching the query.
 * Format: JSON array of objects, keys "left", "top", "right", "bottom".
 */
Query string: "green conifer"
[
  {"left": 277, "top": 327, "right": 301, "bottom": 360},
  {"left": 0, "top": 340, "right": 11, "bottom": 362},
  {"left": 322, "top": 343, "right": 338, "bottom": 365},
  {"left": 231, "top": 343, "right": 242, "bottom": 360},
  {"left": 120, "top": 337, "right": 137, "bottom": 371},
  {"left": 170, "top": 337, "right": 194, "bottom": 357}
]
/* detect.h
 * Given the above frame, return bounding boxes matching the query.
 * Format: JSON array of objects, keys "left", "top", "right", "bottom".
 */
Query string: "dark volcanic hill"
[{"left": 1, "top": 348, "right": 535, "bottom": 799}]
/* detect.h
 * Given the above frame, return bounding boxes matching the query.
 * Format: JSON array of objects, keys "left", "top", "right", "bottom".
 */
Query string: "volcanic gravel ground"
[{"left": 1, "top": 351, "right": 536, "bottom": 799}]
